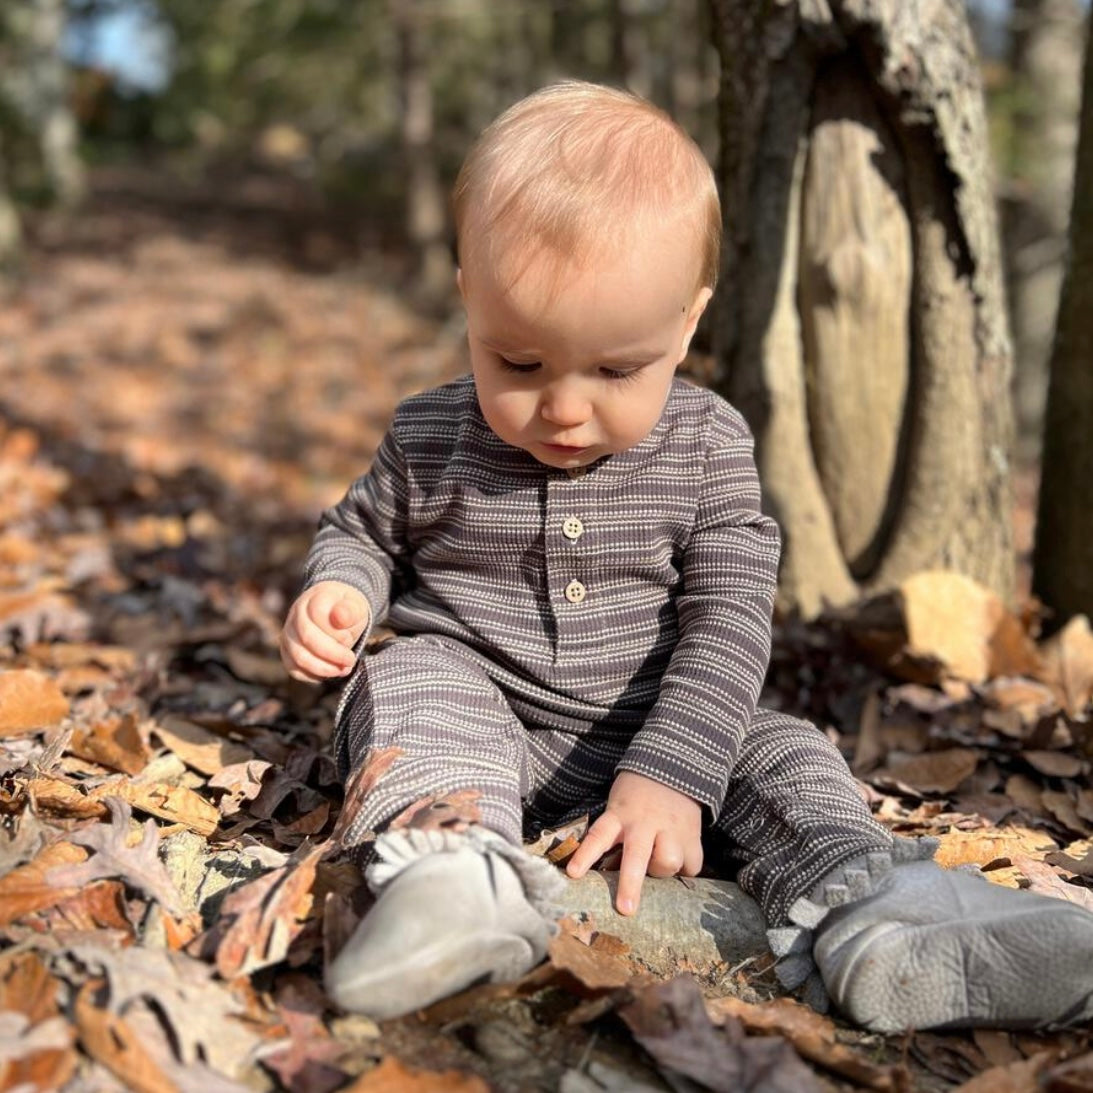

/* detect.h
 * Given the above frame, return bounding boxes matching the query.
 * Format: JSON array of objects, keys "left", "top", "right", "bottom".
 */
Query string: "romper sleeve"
[
  {"left": 302, "top": 426, "right": 411, "bottom": 641},
  {"left": 615, "top": 407, "right": 781, "bottom": 819}
]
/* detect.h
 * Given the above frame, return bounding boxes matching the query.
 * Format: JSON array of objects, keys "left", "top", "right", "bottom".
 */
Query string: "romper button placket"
[
  {"left": 562, "top": 517, "right": 584, "bottom": 541},
  {"left": 564, "top": 580, "right": 586, "bottom": 604}
]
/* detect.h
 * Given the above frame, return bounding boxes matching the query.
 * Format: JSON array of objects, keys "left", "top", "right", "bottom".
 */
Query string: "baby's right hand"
[{"left": 279, "top": 581, "right": 371, "bottom": 682}]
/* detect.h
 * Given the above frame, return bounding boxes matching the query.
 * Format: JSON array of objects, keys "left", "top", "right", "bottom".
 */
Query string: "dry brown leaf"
[
  {"left": 1023, "top": 750, "right": 1084, "bottom": 778},
  {"left": 68, "top": 713, "right": 150, "bottom": 775},
  {"left": 0, "top": 951, "right": 77, "bottom": 1093},
  {"left": 1038, "top": 615, "right": 1093, "bottom": 717},
  {"left": 933, "top": 826, "right": 1056, "bottom": 873},
  {"left": 340, "top": 1057, "right": 490, "bottom": 1092},
  {"left": 0, "top": 839, "right": 87, "bottom": 926},
  {"left": 899, "top": 572, "right": 1040, "bottom": 684},
  {"left": 1012, "top": 856, "right": 1093, "bottom": 912},
  {"left": 1004, "top": 774, "right": 1050, "bottom": 819},
  {"left": 879, "top": 748, "right": 980, "bottom": 794},
  {"left": 211, "top": 843, "right": 323, "bottom": 978},
  {"left": 621, "top": 977, "right": 821, "bottom": 1093},
  {"left": 45, "top": 797, "right": 188, "bottom": 916},
  {"left": 328, "top": 746, "right": 404, "bottom": 851},
  {"left": 74, "top": 980, "right": 179, "bottom": 1093},
  {"left": 971, "top": 1029, "right": 1023, "bottom": 1068},
  {"left": 152, "top": 715, "right": 255, "bottom": 776},
  {"left": 547, "top": 929, "right": 633, "bottom": 991},
  {"left": 0, "top": 669, "right": 69, "bottom": 735},
  {"left": 1046, "top": 839, "right": 1093, "bottom": 876},
  {"left": 1041, "top": 790, "right": 1089, "bottom": 836},
  {"left": 706, "top": 996, "right": 909, "bottom": 1092},
  {"left": 45, "top": 879, "right": 134, "bottom": 936},
  {"left": 981, "top": 677, "right": 1059, "bottom": 723},
  {"left": 95, "top": 778, "right": 219, "bottom": 836},
  {"left": 224, "top": 646, "right": 287, "bottom": 686},
  {"left": 950, "top": 1051, "right": 1055, "bottom": 1092}
]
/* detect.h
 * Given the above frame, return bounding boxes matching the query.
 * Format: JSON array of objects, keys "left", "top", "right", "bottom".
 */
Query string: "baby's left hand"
[{"left": 565, "top": 771, "right": 703, "bottom": 916}]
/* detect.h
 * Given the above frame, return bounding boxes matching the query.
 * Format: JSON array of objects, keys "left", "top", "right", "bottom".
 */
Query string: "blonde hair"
[{"left": 453, "top": 81, "right": 721, "bottom": 293}]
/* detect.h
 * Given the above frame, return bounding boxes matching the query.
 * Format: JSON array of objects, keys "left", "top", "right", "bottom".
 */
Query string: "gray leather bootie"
[
  {"left": 769, "top": 838, "right": 1093, "bottom": 1032},
  {"left": 325, "top": 826, "right": 565, "bottom": 1020}
]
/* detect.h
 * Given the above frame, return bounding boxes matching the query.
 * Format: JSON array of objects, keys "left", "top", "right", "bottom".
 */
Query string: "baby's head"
[
  {"left": 454, "top": 80, "right": 720, "bottom": 298},
  {"left": 454, "top": 82, "right": 721, "bottom": 470}
]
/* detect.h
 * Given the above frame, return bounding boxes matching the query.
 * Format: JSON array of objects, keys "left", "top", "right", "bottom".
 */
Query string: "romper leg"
[
  {"left": 333, "top": 636, "right": 530, "bottom": 858},
  {"left": 711, "top": 708, "right": 892, "bottom": 925}
]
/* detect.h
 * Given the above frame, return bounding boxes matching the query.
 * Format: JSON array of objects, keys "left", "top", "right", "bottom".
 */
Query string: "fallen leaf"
[
  {"left": 0, "top": 669, "right": 69, "bottom": 735},
  {"left": 68, "top": 713, "right": 150, "bottom": 775},
  {"left": 390, "top": 788, "right": 483, "bottom": 833},
  {"left": 45, "top": 796, "right": 188, "bottom": 916},
  {"left": 1041, "top": 790, "right": 1089, "bottom": 836},
  {"left": 96, "top": 778, "right": 220, "bottom": 837},
  {"left": 328, "top": 746, "right": 404, "bottom": 852},
  {"left": 0, "top": 839, "right": 87, "bottom": 926},
  {"left": 971, "top": 1029, "right": 1023, "bottom": 1068},
  {"left": 547, "top": 930, "right": 634, "bottom": 991},
  {"left": 69, "top": 943, "right": 258, "bottom": 1073},
  {"left": 933, "top": 826, "right": 1056, "bottom": 873},
  {"left": 706, "top": 996, "right": 908, "bottom": 1091},
  {"left": 0, "top": 950, "right": 77, "bottom": 1093},
  {"left": 879, "top": 748, "right": 980, "bottom": 795},
  {"left": 620, "top": 976, "right": 821, "bottom": 1093},
  {"left": 1038, "top": 615, "right": 1093, "bottom": 717},
  {"left": 1023, "top": 751, "right": 1084, "bottom": 778},
  {"left": 1012, "top": 856, "right": 1093, "bottom": 912},
  {"left": 74, "top": 980, "right": 178, "bottom": 1093},
  {"left": 340, "top": 1057, "right": 490, "bottom": 1092},
  {"left": 899, "top": 572, "right": 1039, "bottom": 684},
  {"left": 153, "top": 715, "right": 255, "bottom": 776},
  {"left": 208, "top": 843, "right": 324, "bottom": 978},
  {"left": 950, "top": 1051, "right": 1055, "bottom": 1092},
  {"left": 1004, "top": 774, "right": 1050, "bottom": 819}
]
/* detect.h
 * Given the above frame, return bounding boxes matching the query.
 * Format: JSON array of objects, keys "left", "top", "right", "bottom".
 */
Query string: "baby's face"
[{"left": 460, "top": 222, "right": 711, "bottom": 470}]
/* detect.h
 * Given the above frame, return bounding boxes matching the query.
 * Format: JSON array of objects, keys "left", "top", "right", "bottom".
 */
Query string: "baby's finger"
[
  {"left": 616, "top": 834, "right": 653, "bottom": 916},
  {"left": 281, "top": 637, "right": 349, "bottom": 681},
  {"left": 681, "top": 841, "right": 704, "bottom": 878},
  {"left": 281, "top": 619, "right": 354, "bottom": 676},
  {"left": 329, "top": 595, "right": 367, "bottom": 635},
  {"left": 646, "top": 838, "right": 685, "bottom": 878},
  {"left": 292, "top": 613, "right": 357, "bottom": 670},
  {"left": 566, "top": 814, "right": 621, "bottom": 879}
]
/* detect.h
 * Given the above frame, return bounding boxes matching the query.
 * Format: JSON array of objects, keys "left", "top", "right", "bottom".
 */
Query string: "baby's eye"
[
  {"left": 500, "top": 359, "right": 540, "bottom": 374},
  {"left": 600, "top": 367, "right": 639, "bottom": 383}
]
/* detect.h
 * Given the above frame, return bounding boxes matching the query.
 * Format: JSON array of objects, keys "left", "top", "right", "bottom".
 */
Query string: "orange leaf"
[
  {"left": 74, "top": 981, "right": 179, "bottom": 1093},
  {"left": 0, "top": 840, "right": 87, "bottom": 927},
  {"left": 213, "top": 844, "right": 323, "bottom": 978},
  {"left": 69, "top": 714, "right": 149, "bottom": 775},
  {"left": 547, "top": 929, "right": 633, "bottom": 991},
  {"left": 341, "top": 1057, "right": 490, "bottom": 1092},
  {"left": 0, "top": 669, "right": 69, "bottom": 736}
]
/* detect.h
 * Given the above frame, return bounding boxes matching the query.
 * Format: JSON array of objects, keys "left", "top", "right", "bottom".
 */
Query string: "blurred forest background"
[{"left": 0, "top": 0, "right": 1090, "bottom": 623}]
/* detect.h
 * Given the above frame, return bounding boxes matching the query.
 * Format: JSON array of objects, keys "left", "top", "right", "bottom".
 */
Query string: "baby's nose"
[{"left": 540, "top": 384, "right": 591, "bottom": 426}]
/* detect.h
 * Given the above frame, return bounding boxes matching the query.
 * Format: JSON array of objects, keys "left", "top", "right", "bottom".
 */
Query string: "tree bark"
[
  {"left": 391, "top": 0, "right": 453, "bottom": 307},
  {"left": 709, "top": 0, "right": 1015, "bottom": 619},
  {"left": 1033, "top": 15, "right": 1093, "bottom": 626},
  {"left": 1006, "top": 0, "right": 1083, "bottom": 464},
  {"left": 29, "top": 0, "right": 84, "bottom": 209}
]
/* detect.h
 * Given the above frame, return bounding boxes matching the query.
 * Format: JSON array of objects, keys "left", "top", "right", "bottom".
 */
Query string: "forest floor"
[{"left": 2, "top": 170, "right": 1093, "bottom": 1093}]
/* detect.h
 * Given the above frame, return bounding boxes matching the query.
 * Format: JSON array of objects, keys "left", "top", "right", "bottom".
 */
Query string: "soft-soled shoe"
[
  {"left": 769, "top": 839, "right": 1093, "bottom": 1032},
  {"left": 325, "top": 826, "right": 565, "bottom": 1020}
]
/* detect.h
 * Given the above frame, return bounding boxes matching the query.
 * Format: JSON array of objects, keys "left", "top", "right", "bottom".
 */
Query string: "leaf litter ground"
[{"left": 1, "top": 175, "right": 1092, "bottom": 1092}]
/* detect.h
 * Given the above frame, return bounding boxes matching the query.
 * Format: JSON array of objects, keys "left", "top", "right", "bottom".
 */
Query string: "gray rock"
[{"left": 559, "top": 872, "right": 768, "bottom": 977}]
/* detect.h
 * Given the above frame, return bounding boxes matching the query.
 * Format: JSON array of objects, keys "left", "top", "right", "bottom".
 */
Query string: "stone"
[{"left": 559, "top": 872, "right": 768, "bottom": 977}]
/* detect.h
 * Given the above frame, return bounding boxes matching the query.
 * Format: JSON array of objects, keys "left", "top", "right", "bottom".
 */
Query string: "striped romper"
[{"left": 304, "top": 375, "right": 891, "bottom": 924}]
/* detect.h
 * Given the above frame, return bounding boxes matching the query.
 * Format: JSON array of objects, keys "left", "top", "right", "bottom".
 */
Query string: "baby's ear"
[{"left": 679, "top": 286, "right": 714, "bottom": 359}]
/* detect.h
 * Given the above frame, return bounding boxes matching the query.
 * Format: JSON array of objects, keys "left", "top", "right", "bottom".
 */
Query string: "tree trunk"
[
  {"left": 1006, "top": 0, "right": 1083, "bottom": 465},
  {"left": 709, "top": 0, "right": 1015, "bottom": 619},
  {"left": 391, "top": 0, "right": 452, "bottom": 308},
  {"left": 1033, "top": 15, "right": 1093, "bottom": 626},
  {"left": 27, "top": 0, "right": 84, "bottom": 209}
]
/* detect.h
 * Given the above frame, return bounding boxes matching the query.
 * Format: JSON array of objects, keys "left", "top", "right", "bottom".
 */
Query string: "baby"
[{"left": 281, "top": 81, "right": 1093, "bottom": 1030}]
